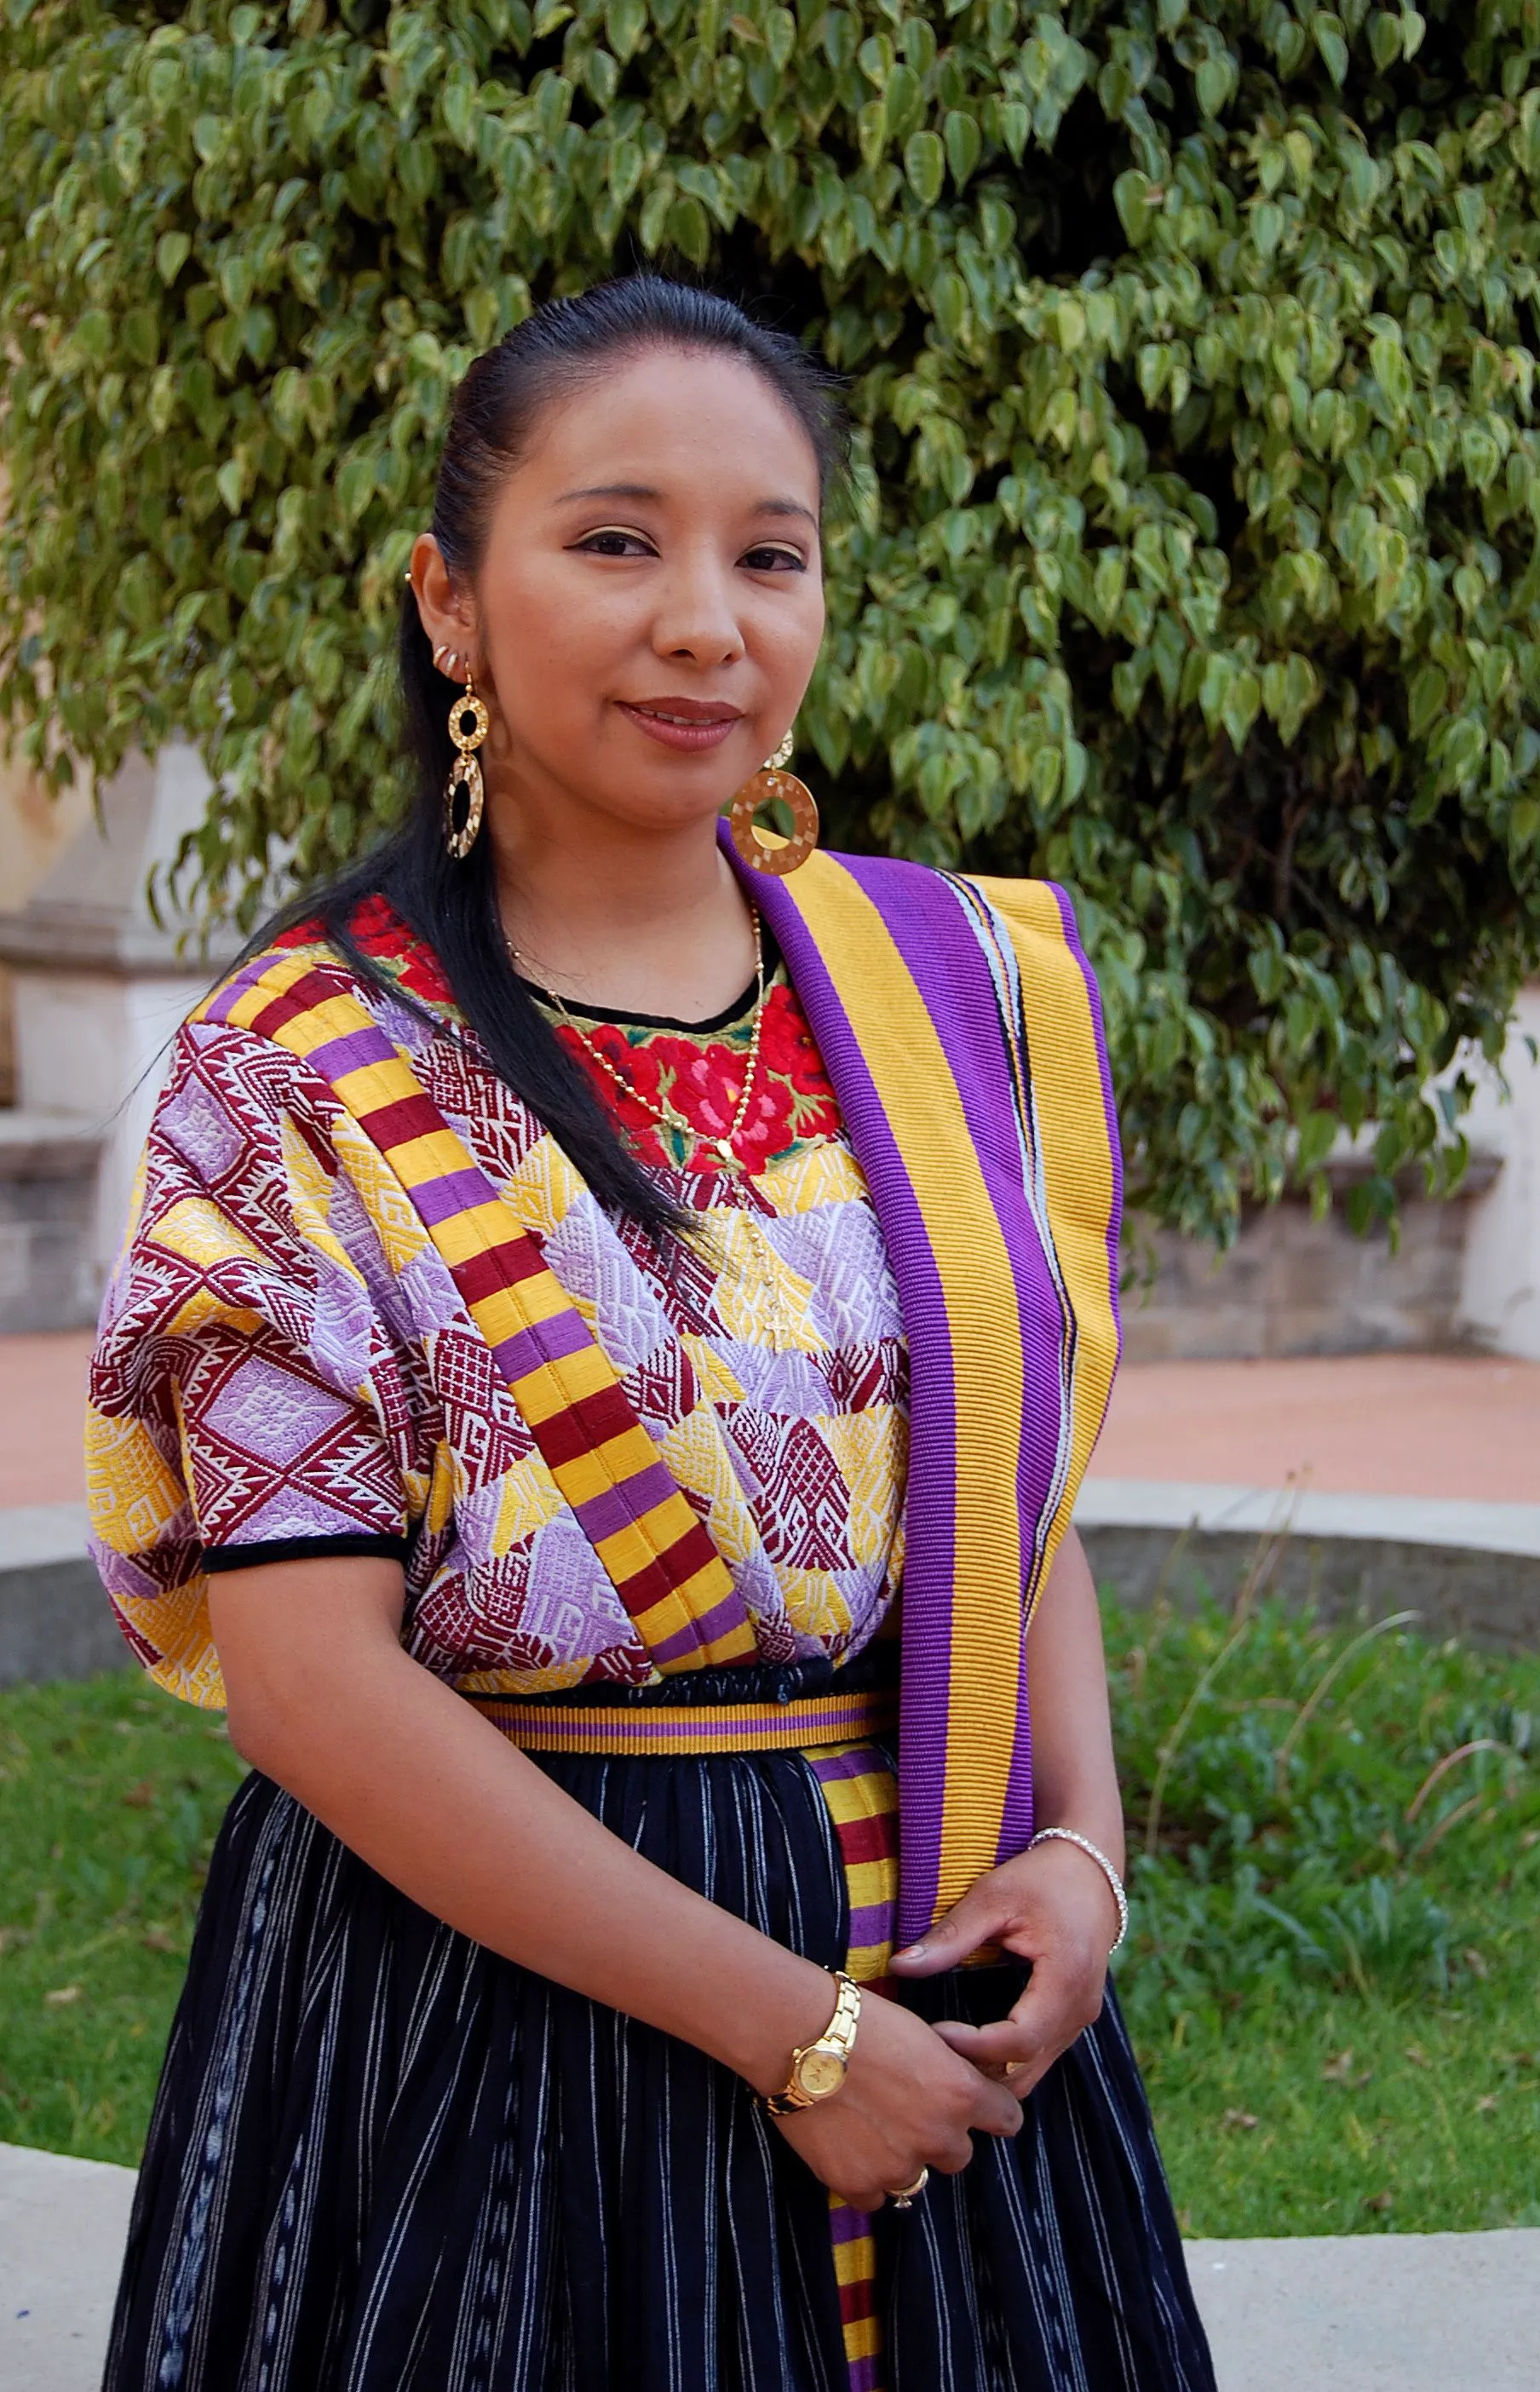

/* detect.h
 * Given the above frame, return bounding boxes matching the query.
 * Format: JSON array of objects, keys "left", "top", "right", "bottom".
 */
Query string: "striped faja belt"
[{"left": 463, "top": 1684, "right": 899, "bottom": 1757}]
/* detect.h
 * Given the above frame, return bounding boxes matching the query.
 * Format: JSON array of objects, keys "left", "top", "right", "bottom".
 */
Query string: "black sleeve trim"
[{"left": 202, "top": 1532, "right": 411, "bottom": 1575}]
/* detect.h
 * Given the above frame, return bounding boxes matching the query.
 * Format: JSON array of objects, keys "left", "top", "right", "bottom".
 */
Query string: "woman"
[{"left": 89, "top": 278, "right": 1213, "bottom": 2392}]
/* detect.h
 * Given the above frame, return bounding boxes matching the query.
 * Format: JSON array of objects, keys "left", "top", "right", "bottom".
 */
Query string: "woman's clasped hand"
[
  {"left": 772, "top": 1989, "right": 1023, "bottom": 2212},
  {"left": 890, "top": 1836, "right": 1123, "bottom": 2102},
  {"left": 776, "top": 1826, "right": 1123, "bottom": 2209}
]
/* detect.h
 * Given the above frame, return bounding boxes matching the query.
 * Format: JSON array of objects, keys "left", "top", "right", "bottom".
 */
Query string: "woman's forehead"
[{"left": 513, "top": 347, "right": 822, "bottom": 512}]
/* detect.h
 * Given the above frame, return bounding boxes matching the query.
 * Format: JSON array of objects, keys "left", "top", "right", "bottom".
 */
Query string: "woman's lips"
[{"left": 617, "top": 700, "right": 742, "bottom": 753}]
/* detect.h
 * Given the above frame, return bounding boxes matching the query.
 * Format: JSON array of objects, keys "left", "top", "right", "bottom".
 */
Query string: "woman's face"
[{"left": 417, "top": 345, "right": 827, "bottom": 843}]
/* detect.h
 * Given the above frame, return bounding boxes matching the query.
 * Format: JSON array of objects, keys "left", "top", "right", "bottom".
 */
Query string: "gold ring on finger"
[{"left": 887, "top": 2166, "right": 930, "bottom": 2209}]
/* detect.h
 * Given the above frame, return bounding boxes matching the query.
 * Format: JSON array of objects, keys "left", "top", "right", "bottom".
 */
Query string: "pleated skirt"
[{"left": 104, "top": 1722, "right": 1215, "bottom": 2392}]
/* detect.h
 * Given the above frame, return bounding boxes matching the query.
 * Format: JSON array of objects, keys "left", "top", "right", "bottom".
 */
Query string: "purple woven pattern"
[{"left": 89, "top": 935, "right": 909, "bottom": 1705}]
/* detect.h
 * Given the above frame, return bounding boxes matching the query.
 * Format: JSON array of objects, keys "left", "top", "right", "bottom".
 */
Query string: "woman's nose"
[{"left": 651, "top": 558, "right": 746, "bottom": 666}]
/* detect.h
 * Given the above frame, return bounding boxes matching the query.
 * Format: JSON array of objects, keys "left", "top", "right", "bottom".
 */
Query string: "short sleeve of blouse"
[{"left": 88, "top": 1013, "right": 417, "bottom": 1702}]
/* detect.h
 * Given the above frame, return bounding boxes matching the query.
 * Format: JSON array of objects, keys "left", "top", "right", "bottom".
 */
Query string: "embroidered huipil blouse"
[{"left": 87, "top": 900, "right": 909, "bottom": 1705}]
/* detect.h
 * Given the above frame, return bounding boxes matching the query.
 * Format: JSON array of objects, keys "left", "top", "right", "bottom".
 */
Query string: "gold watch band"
[{"left": 760, "top": 1971, "right": 862, "bottom": 2117}]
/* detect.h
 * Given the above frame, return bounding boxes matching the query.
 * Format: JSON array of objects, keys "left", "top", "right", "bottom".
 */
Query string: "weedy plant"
[
  {"left": 1107, "top": 1563, "right": 1540, "bottom": 2043},
  {"left": 4, "top": 3, "right": 1540, "bottom": 1245}
]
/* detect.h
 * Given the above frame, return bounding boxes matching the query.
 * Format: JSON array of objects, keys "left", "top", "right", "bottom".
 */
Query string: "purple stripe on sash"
[
  {"left": 809, "top": 1742, "right": 892, "bottom": 1785},
  {"left": 847, "top": 2359, "right": 881, "bottom": 2392},
  {"left": 648, "top": 1586, "right": 746, "bottom": 1665},
  {"left": 306, "top": 1022, "right": 397, "bottom": 1083},
  {"left": 408, "top": 1164, "right": 497, "bottom": 1228},
  {"left": 828, "top": 2204, "right": 870, "bottom": 2245},
  {"left": 202, "top": 951, "right": 288, "bottom": 1026},
  {"left": 1049, "top": 879, "right": 1124, "bottom": 1340},
  {"left": 489, "top": 1308, "right": 594, "bottom": 1384},
  {"left": 847, "top": 1900, "right": 894, "bottom": 1950},
  {"left": 571, "top": 1458, "right": 679, "bottom": 1545},
  {"left": 737, "top": 833, "right": 957, "bottom": 1942}
]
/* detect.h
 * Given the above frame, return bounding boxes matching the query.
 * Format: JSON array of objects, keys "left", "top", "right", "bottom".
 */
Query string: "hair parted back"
[{"left": 256, "top": 277, "right": 848, "bottom": 1240}]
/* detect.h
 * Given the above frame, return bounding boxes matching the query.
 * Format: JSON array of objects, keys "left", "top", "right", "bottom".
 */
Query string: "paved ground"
[
  {"left": 9, "top": 1332, "right": 1540, "bottom": 1510},
  {"left": 1093, "top": 1349, "right": 1540, "bottom": 1503},
  {"left": 1183, "top": 2229, "right": 1540, "bottom": 2392},
  {"left": 1, "top": 2142, "right": 135, "bottom": 2392},
  {"left": 3, "top": 2142, "right": 1537, "bottom": 2392}
]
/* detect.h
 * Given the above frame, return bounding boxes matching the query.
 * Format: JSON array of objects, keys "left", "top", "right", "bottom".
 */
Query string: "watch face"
[{"left": 795, "top": 2045, "right": 847, "bottom": 2101}]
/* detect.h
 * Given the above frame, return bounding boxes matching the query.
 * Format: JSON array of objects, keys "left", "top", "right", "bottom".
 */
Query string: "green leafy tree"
[{"left": 3, "top": 0, "right": 1538, "bottom": 1243}]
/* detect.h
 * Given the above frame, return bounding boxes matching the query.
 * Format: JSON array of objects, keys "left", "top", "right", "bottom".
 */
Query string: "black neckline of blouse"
[{"left": 514, "top": 923, "right": 784, "bottom": 1036}]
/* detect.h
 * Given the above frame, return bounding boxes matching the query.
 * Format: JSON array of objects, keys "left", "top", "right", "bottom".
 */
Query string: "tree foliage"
[{"left": 3, "top": 0, "right": 1540, "bottom": 1241}]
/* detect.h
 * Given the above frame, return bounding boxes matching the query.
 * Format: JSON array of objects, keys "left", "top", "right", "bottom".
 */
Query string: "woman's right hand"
[{"left": 771, "top": 1987, "right": 1022, "bottom": 2209}]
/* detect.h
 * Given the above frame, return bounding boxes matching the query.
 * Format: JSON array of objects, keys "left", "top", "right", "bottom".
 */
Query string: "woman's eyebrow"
[
  {"left": 555, "top": 482, "right": 818, "bottom": 529},
  {"left": 555, "top": 482, "right": 661, "bottom": 505}
]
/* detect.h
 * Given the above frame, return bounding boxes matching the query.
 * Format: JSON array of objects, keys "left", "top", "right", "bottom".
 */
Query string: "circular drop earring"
[
  {"left": 443, "top": 660, "right": 489, "bottom": 860},
  {"left": 728, "top": 730, "right": 819, "bottom": 877}
]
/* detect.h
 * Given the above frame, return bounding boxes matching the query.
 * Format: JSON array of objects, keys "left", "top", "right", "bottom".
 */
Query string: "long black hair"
[{"left": 260, "top": 277, "right": 848, "bottom": 1239}]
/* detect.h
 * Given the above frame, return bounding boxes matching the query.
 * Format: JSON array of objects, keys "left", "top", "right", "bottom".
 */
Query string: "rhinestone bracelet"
[{"left": 1028, "top": 1827, "right": 1129, "bottom": 1954}]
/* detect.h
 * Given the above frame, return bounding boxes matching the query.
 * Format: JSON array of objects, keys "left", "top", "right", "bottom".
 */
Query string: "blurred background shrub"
[{"left": 3, "top": 1, "right": 1540, "bottom": 1240}]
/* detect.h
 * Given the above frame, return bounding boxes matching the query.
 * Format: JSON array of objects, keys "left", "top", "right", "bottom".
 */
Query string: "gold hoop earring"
[
  {"left": 444, "top": 665, "right": 489, "bottom": 860},
  {"left": 728, "top": 732, "right": 819, "bottom": 877}
]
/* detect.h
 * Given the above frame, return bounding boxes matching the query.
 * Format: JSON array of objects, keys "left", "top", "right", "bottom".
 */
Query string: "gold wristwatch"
[{"left": 761, "top": 1971, "right": 863, "bottom": 2117}]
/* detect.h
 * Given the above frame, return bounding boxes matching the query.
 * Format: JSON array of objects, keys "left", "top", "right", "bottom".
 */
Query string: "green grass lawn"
[
  {"left": 1106, "top": 1585, "right": 1540, "bottom": 2237},
  {"left": 2, "top": 1594, "right": 1537, "bottom": 2236},
  {"left": 0, "top": 1672, "right": 244, "bottom": 2163}
]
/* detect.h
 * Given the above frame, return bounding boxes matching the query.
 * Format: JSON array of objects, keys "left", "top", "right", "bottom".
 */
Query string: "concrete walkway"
[
  {"left": 1, "top": 2143, "right": 135, "bottom": 2392},
  {"left": 3, "top": 2142, "right": 1537, "bottom": 2391},
  {"left": 1184, "top": 2229, "right": 1540, "bottom": 2391}
]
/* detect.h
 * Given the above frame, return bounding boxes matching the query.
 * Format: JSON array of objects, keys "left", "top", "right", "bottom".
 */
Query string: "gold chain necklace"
[{"left": 506, "top": 910, "right": 769, "bottom": 1174}]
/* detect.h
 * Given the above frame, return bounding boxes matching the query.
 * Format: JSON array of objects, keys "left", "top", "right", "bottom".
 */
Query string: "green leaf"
[
  {"left": 1194, "top": 56, "right": 1232, "bottom": 118},
  {"left": 1368, "top": 12, "right": 1401, "bottom": 69},
  {"left": 1114, "top": 170, "right": 1156, "bottom": 245},
  {"left": 155, "top": 232, "right": 192, "bottom": 286},
  {"left": 933, "top": 268, "right": 968, "bottom": 346},
  {"left": 904, "top": 129, "right": 945, "bottom": 207},
  {"left": 1296, "top": 1110, "right": 1338, "bottom": 1173},
  {"left": 943, "top": 110, "right": 981, "bottom": 190},
  {"left": 1408, "top": 666, "right": 1447, "bottom": 739},
  {"left": 1313, "top": 14, "right": 1349, "bottom": 87},
  {"left": 606, "top": 0, "right": 646, "bottom": 61},
  {"left": 1251, "top": 201, "right": 1284, "bottom": 259}
]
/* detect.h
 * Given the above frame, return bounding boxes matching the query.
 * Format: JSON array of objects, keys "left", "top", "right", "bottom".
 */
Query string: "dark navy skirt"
[{"left": 104, "top": 1682, "right": 1214, "bottom": 2391}]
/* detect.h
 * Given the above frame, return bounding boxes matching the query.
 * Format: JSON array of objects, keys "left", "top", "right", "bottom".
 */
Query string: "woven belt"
[{"left": 465, "top": 1685, "right": 898, "bottom": 1757}]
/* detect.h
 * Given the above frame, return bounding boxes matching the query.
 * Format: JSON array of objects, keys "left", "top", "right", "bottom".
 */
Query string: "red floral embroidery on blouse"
[
  {"left": 551, "top": 985, "right": 842, "bottom": 1176},
  {"left": 284, "top": 898, "right": 843, "bottom": 1174}
]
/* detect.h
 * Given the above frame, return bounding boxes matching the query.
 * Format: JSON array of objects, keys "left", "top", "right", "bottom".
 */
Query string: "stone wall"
[
  {"left": 0, "top": 745, "right": 232, "bottom": 1332},
  {"left": 0, "top": 758, "right": 92, "bottom": 1104},
  {"left": 1122, "top": 1159, "right": 1501, "bottom": 1362}
]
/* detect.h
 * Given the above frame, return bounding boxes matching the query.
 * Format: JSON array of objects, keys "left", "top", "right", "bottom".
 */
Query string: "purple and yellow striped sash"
[
  {"left": 466, "top": 1685, "right": 896, "bottom": 1755},
  {"left": 199, "top": 951, "right": 757, "bottom": 1678},
  {"left": 743, "top": 837, "right": 1123, "bottom": 1945}
]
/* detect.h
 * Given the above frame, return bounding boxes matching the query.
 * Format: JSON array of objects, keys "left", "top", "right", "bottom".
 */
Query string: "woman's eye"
[
  {"left": 741, "top": 544, "right": 805, "bottom": 572},
  {"left": 574, "top": 528, "right": 656, "bottom": 558}
]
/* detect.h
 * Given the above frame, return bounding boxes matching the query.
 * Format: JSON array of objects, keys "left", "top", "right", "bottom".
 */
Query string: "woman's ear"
[{"left": 409, "top": 533, "right": 480, "bottom": 675}]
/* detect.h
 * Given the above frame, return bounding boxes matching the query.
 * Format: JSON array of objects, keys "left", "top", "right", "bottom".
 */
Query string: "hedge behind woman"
[{"left": 89, "top": 278, "right": 1215, "bottom": 2392}]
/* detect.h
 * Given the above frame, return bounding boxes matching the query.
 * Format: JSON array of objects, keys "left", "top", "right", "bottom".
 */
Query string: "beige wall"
[{"left": 0, "top": 757, "right": 93, "bottom": 1101}]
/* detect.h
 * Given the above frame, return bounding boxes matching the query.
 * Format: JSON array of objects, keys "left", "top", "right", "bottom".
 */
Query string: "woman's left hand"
[{"left": 887, "top": 1837, "right": 1122, "bottom": 2102}]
